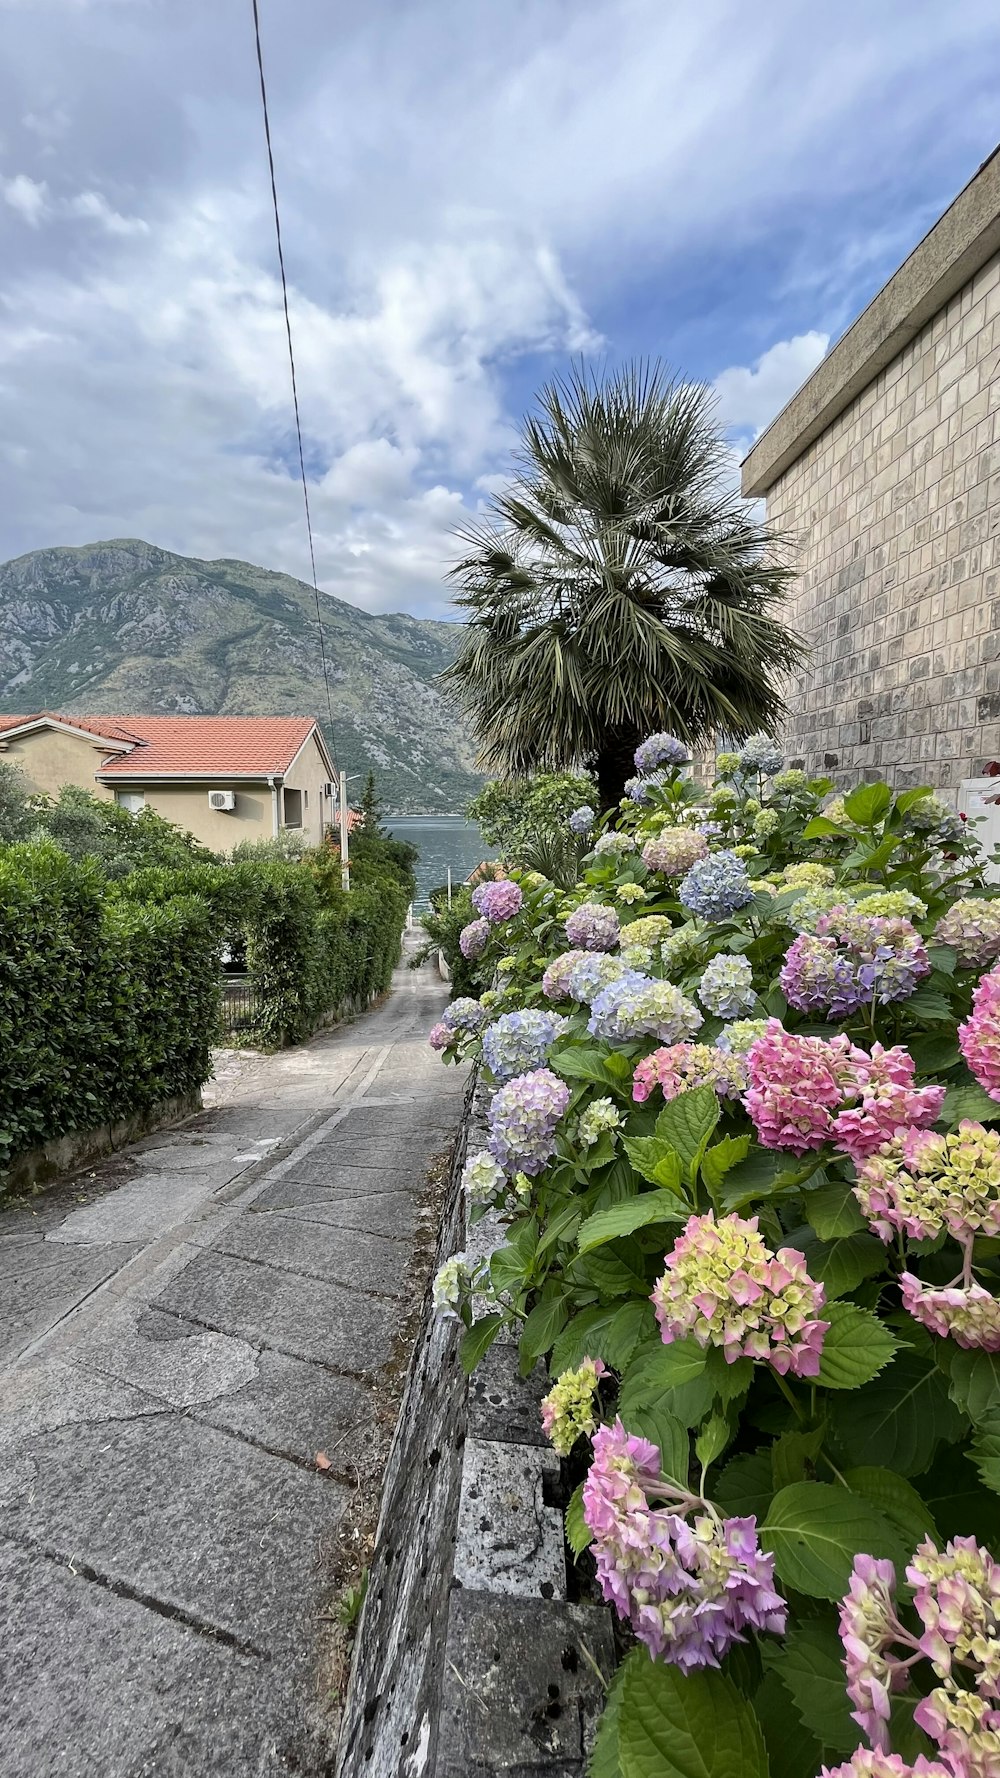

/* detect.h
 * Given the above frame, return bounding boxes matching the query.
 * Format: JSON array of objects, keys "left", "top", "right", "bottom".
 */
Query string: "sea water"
[{"left": 386, "top": 816, "right": 496, "bottom": 910}]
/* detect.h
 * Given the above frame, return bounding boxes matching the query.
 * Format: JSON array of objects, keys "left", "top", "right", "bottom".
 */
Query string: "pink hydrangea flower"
[
  {"left": 582, "top": 1419, "right": 786, "bottom": 1669},
  {"left": 632, "top": 1043, "right": 748, "bottom": 1104},
  {"left": 839, "top": 1555, "right": 911, "bottom": 1749},
  {"left": 832, "top": 1045, "right": 945, "bottom": 1165},
  {"left": 959, "top": 967, "right": 1000, "bottom": 1102},
  {"left": 641, "top": 828, "right": 708, "bottom": 876},
  {"left": 472, "top": 878, "right": 523, "bottom": 923},
  {"left": 819, "top": 1753, "right": 950, "bottom": 1778},
  {"left": 744, "top": 1022, "right": 857, "bottom": 1152},
  {"left": 428, "top": 1022, "right": 450, "bottom": 1051},
  {"left": 651, "top": 1211, "right": 828, "bottom": 1377},
  {"left": 900, "top": 1274, "right": 1000, "bottom": 1350},
  {"left": 459, "top": 917, "right": 490, "bottom": 960}
]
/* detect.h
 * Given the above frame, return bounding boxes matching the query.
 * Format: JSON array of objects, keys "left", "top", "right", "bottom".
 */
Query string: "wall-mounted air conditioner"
[
  {"left": 208, "top": 789, "right": 237, "bottom": 812},
  {"left": 322, "top": 781, "right": 336, "bottom": 798}
]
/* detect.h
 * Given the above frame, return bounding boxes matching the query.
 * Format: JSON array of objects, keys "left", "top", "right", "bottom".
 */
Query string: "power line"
[{"left": 249, "top": 0, "right": 338, "bottom": 766}]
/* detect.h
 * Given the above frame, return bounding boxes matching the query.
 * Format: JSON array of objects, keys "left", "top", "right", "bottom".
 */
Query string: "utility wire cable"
[{"left": 250, "top": 0, "right": 338, "bottom": 764}]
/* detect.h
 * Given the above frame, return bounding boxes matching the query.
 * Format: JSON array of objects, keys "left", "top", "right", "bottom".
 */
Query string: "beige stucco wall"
[
  {"left": 281, "top": 731, "right": 334, "bottom": 846},
  {"left": 125, "top": 783, "right": 276, "bottom": 850},
  {"left": 0, "top": 727, "right": 116, "bottom": 800},
  {"left": 765, "top": 248, "right": 1000, "bottom": 798}
]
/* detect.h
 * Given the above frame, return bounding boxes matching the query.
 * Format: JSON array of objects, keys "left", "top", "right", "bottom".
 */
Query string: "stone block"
[{"left": 454, "top": 1438, "right": 565, "bottom": 1601}]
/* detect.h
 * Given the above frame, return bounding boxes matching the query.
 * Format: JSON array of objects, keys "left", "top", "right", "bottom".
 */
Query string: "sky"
[{"left": 0, "top": 0, "right": 998, "bottom": 620}]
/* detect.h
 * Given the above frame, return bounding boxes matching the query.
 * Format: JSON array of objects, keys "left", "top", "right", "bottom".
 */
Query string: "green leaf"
[
  {"left": 577, "top": 1191, "right": 687, "bottom": 1253},
  {"left": 536, "top": 1198, "right": 584, "bottom": 1257},
  {"left": 804, "top": 1178, "right": 866, "bottom": 1240},
  {"left": 654, "top": 1085, "right": 720, "bottom": 1181},
  {"left": 580, "top": 1248, "right": 650, "bottom": 1298},
  {"left": 616, "top": 1654, "right": 770, "bottom": 1778},
  {"left": 703, "top": 1347, "right": 754, "bottom": 1404},
  {"left": 604, "top": 1299, "right": 657, "bottom": 1370},
  {"left": 908, "top": 1030, "right": 961, "bottom": 1075},
  {"left": 921, "top": 1444, "right": 1000, "bottom": 1546},
  {"left": 552, "top": 1046, "right": 632, "bottom": 1089},
  {"left": 802, "top": 815, "right": 847, "bottom": 838},
  {"left": 797, "top": 1229, "right": 887, "bottom": 1300},
  {"left": 942, "top": 1081, "right": 1000, "bottom": 1126},
  {"left": 550, "top": 1305, "right": 620, "bottom": 1376},
  {"left": 831, "top": 1349, "right": 966, "bottom": 1476},
  {"left": 621, "top": 1404, "right": 690, "bottom": 1487},
  {"left": 770, "top": 1425, "right": 826, "bottom": 1491},
  {"left": 695, "top": 1411, "right": 733, "bottom": 1472},
  {"left": 895, "top": 786, "right": 934, "bottom": 814},
  {"left": 926, "top": 944, "right": 957, "bottom": 975},
  {"left": 752, "top": 1670, "right": 824, "bottom": 1778},
  {"left": 490, "top": 1243, "right": 530, "bottom": 1296},
  {"left": 843, "top": 1467, "right": 939, "bottom": 1546},
  {"left": 815, "top": 1303, "right": 897, "bottom": 1391},
  {"left": 460, "top": 1313, "right": 504, "bottom": 1375},
  {"left": 520, "top": 1294, "right": 570, "bottom": 1365},
  {"left": 717, "top": 1146, "right": 805, "bottom": 1212},
  {"left": 700, "top": 1134, "right": 752, "bottom": 1194},
  {"left": 904, "top": 986, "right": 954, "bottom": 1023},
  {"left": 565, "top": 1482, "right": 592, "bottom": 1557},
  {"left": 588, "top": 1652, "right": 625, "bottom": 1778},
  {"left": 843, "top": 782, "right": 892, "bottom": 826},
  {"left": 618, "top": 1338, "right": 715, "bottom": 1429},
  {"left": 764, "top": 1618, "right": 858, "bottom": 1756},
  {"left": 946, "top": 1348, "right": 1000, "bottom": 1419},
  {"left": 971, "top": 1411, "right": 1000, "bottom": 1495},
  {"left": 623, "top": 1136, "right": 686, "bottom": 1192},
  {"left": 714, "top": 1450, "right": 774, "bottom": 1520},
  {"left": 762, "top": 1481, "right": 904, "bottom": 1598}
]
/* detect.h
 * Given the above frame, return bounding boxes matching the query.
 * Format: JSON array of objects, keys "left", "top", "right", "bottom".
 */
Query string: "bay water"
[{"left": 386, "top": 815, "right": 497, "bottom": 910}]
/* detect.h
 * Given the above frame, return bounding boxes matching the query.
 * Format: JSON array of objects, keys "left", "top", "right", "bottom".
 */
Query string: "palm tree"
[{"left": 442, "top": 362, "right": 806, "bottom": 806}]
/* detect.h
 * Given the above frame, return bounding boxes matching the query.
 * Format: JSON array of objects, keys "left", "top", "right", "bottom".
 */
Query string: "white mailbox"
[{"left": 957, "top": 778, "right": 1000, "bottom": 883}]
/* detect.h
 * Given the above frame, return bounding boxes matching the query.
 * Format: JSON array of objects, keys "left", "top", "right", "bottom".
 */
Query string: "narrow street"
[{"left": 0, "top": 952, "right": 466, "bottom": 1777}]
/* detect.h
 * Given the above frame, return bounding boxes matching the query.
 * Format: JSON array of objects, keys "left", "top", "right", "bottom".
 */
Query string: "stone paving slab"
[
  {"left": 191, "top": 1347, "right": 379, "bottom": 1476},
  {"left": 208, "top": 1211, "right": 409, "bottom": 1298},
  {"left": 284, "top": 1136, "right": 441, "bottom": 1176},
  {"left": 251, "top": 1181, "right": 425, "bottom": 1240},
  {"left": 454, "top": 1437, "right": 565, "bottom": 1600},
  {"left": 2, "top": 1413, "right": 347, "bottom": 1656},
  {"left": 153, "top": 1246, "right": 405, "bottom": 1372},
  {"left": 0, "top": 1241, "right": 140, "bottom": 1365},
  {"left": 0, "top": 1538, "right": 296, "bottom": 1778}
]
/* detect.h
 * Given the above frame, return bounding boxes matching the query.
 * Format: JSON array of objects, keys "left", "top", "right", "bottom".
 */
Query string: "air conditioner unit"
[
  {"left": 322, "top": 781, "right": 336, "bottom": 798},
  {"left": 208, "top": 789, "right": 236, "bottom": 812}
]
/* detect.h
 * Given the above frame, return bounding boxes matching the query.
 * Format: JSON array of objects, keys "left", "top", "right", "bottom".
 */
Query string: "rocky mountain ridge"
[{"left": 0, "top": 539, "right": 481, "bottom": 812}]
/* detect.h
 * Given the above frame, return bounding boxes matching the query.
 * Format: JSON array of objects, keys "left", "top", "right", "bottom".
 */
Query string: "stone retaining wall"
[
  {"left": 336, "top": 1079, "right": 614, "bottom": 1778},
  {"left": 0, "top": 1089, "right": 203, "bottom": 1200}
]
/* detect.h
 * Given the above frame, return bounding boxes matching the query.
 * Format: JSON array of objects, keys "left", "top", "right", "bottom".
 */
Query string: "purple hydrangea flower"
[
  {"left": 679, "top": 851, "right": 754, "bottom": 921},
  {"left": 459, "top": 917, "right": 491, "bottom": 960},
  {"left": 441, "top": 996, "right": 487, "bottom": 1035},
  {"left": 565, "top": 901, "right": 621, "bottom": 951},
  {"left": 481, "top": 1008, "right": 569, "bottom": 1082},
  {"left": 634, "top": 733, "right": 689, "bottom": 773},
  {"left": 487, "top": 1067, "right": 570, "bottom": 1177},
  {"left": 541, "top": 949, "right": 592, "bottom": 1001},
  {"left": 472, "top": 879, "right": 523, "bottom": 923}
]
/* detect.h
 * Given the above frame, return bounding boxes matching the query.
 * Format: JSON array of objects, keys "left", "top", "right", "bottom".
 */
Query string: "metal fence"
[{"left": 219, "top": 979, "right": 261, "bottom": 1041}]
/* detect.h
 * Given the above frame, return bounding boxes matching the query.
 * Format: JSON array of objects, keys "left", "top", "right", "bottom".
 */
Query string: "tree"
[
  {"left": 467, "top": 770, "right": 596, "bottom": 864},
  {"left": 359, "top": 770, "right": 386, "bottom": 833},
  {"left": 442, "top": 362, "right": 806, "bottom": 806},
  {"left": 0, "top": 762, "right": 32, "bottom": 843}
]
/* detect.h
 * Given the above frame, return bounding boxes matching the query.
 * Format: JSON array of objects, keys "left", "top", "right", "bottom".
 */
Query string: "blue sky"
[{"left": 0, "top": 0, "right": 998, "bottom": 617}]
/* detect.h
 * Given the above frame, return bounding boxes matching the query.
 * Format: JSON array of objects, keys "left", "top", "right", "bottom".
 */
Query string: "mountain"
[{"left": 0, "top": 539, "right": 482, "bottom": 813}]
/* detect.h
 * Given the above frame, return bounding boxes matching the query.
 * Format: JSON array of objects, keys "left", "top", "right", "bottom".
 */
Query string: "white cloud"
[
  {"left": 2, "top": 172, "right": 49, "bottom": 225},
  {"left": 67, "top": 190, "right": 148, "bottom": 236},
  {"left": 712, "top": 332, "right": 830, "bottom": 438}
]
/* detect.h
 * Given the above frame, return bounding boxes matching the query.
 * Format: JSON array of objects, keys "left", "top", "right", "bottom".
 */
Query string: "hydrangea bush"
[{"left": 428, "top": 737, "right": 1000, "bottom": 1778}]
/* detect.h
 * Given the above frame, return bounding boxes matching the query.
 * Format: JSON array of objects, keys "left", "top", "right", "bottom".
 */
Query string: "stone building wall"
[{"left": 764, "top": 250, "right": 1000, "bottom": 797}]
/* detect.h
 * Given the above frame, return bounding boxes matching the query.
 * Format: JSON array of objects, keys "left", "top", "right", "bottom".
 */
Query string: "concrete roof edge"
[{"left": 741, "top": 145, "right": 1000, "bottom": 499}]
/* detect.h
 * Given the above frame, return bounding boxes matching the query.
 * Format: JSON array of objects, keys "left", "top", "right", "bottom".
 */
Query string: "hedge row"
[{"left": 0, "top": 840, "right": 219, "bottom": 1176}]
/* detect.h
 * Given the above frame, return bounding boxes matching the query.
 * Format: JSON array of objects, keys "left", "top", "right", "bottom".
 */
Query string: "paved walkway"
[{"left": 0, "top": 952, "right": 466, "bottom": 1777}]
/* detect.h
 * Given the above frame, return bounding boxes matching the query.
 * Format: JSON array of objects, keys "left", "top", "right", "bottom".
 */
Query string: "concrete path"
[{"left": 0, "top": 953, "right": 466, "bottom": 1777}]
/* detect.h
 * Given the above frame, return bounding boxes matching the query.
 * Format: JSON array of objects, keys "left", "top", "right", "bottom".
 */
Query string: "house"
[
  {"left": 741, "top": 146, "right": 1000, "bottom": 804},
  {"left": 0, "top": 712, "right": 339, "bottom": 850}
]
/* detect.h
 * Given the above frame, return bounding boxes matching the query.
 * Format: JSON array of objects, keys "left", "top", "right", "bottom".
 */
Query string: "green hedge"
[{"left": 0, "top": 841, "right": 220, "bottom": 1176}]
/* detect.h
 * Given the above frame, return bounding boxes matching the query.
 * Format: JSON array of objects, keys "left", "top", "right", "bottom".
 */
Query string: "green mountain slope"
[{"left": 0, "top": 539, "right": 482, "bottom": 812}]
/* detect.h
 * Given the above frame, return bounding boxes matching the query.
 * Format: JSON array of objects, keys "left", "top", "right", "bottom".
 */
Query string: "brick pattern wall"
[{"left": 770, "top": 249, "right": 1000, "bottom": 799}]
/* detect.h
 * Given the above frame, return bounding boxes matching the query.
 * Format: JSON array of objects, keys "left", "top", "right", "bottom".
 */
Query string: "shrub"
[
  {"left": 428, "top": 737, "right": 1000, "bottom": 1777},
  {"left": 0, "top": 840, "right": 219, "bottom": 1179}
]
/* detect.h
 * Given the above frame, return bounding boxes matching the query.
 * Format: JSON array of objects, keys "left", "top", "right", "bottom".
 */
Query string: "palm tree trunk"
[{"left": 593, "top": 732, "right": 642, "bottom": 810}]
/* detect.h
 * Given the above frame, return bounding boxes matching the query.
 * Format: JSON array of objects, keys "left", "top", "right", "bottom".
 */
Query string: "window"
[
  {"left": 115, "top": 790, "right": 145, "bottom": 813},
  {"left": 282, "top": 786, "right": 302, "bottom": 828}
]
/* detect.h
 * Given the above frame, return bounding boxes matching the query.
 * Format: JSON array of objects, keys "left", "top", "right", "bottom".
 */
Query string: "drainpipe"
[{"left": 268, "top": 774, "right": 284, "bottom": 837}]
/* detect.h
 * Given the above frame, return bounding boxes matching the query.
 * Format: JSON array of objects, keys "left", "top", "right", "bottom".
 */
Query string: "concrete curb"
[{"left": 336, "top": 1078, "right": 614, "bottom": 1778}]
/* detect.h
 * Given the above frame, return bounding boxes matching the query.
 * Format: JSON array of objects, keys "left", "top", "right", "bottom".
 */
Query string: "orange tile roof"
[{"left": 0, "top": 713, "right": 324, "bottom": 777}]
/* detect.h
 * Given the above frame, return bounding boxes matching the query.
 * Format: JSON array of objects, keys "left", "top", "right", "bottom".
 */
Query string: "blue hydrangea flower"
[
  {"left": 488, "top": 1068, "right": 570, "bottom": 1176},
  {"left": 624, "top": 774, "right": 669, "bottom": 804},
  {"left": 634, "top": 733, "right": 689, "bottom": 773},
  {"left": 482, "top": 1009, "right": 569, "bottom": 1082},
  {"left": 566, "top": 952, "right": 628, "bottom": 1005},
  {"left": 587, "top": 972, "right": 702, "bottom": 1044},
  {"left": 442, "top": 996, "right": 487, "bottom": 1035},
  {"left": 698, "top": 954, "right": 756, "bottom": 1020},
  {"left": 738, "top": 733, "right": 784, "bottom": 776},
  {"left": 679, "top": 851, "right": 754, "bottom": 921},
  {"left": 569, "top": 805, "right": 596, "bottom": 836}
]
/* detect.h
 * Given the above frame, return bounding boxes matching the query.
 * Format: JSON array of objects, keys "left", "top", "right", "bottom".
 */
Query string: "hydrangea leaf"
[
  {"left": 921, "top": 1444, "right": 1000, "bottom": 1547},
  {"left": 717, "top": 1147, "right": 808, "bottom": 1213},
  {"left": 616, "top": 1655, "right": 769, "bottom": 1778},
  {"left": 565, "top": 1481, "right": 592, "bottom": 1557},
  {"left": 761, "top": 1481, "right": 904, "bottom": 1598},
  {"left": 550, "top": 1305, "right": 621, "bottom": 1376},
  {"left": 762, "top": 1616, "right": 858, "bottom": 1756},
  {"left": 700, "top": 1134, "right": 751, "bottom": 1194},
  {"left": 815, "top": 1302, "right": 898, "bottom": 1391},
  {"left": 519, "top": 1294, "right": 570, "bottom": 1365},
  {"left": 459, "top": 1313, "right": 504, "bottom": 1375},
  {"left": 970, "top": 1411, "right": 1000, "bottom": 1496},
  {"left": 603, "top": 1299, "right": 657, "bottom": 1370},
  {"left": 577, "top": 1191, "right": 687, "bottom": 1254},
  {"left": 830, "top": 1349, "right": 965, "bottom": 1476},
  {"left": 803, "top": 1179, "right": 866, "bottom": 1240},
  {"left": 713, "top": 1450, "right": 774, "bottom": 1520},
  {"left": 620, "top": 1403, "right": 689, "bottom": 1488},
  {"left": 770, "top": 1425, "right": 825, "bottom": 1492},
  {"left": 587, "top": 1652, "right": 626, "bottom": 1778},
  {"left": 904, "top": 986, "right": 956, "bottom": 1023},
  {"left": 694, "top": 1410, "right": 734, "bottom": 1472},
  {"left": 622, "top": 1136, "right": 685, "bottom": 1192},
  {"left": 842, "top": 1466, "right": 939, "bottom": 1546},
  {"left": 843, "top": 782, "right": 893, "bottom": 827},
  {"left": 941, "top": 1081, "right": 1000, "bottom": 1125},
  {"left": 552, "top": 1047, "right": 634, "bottom": 1089},
  {"left": 654, "top": 1085, "right": 720, "bottom": 1179},
  {"left": 752, "top": 1670, "right": 825, "bottom": 1778},
  {"left": 618, "top": 1338, "right": 715, "bottom": 1428},
  {"left": 945, "top": 1347, "right": 1000, "bottom": 1418},
  {"left": 580, "top": 1248, "right": 650, "bottom": 1299},
  {"left": 794, "top": 1228, "right": 886, "bottom": 1300}
]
